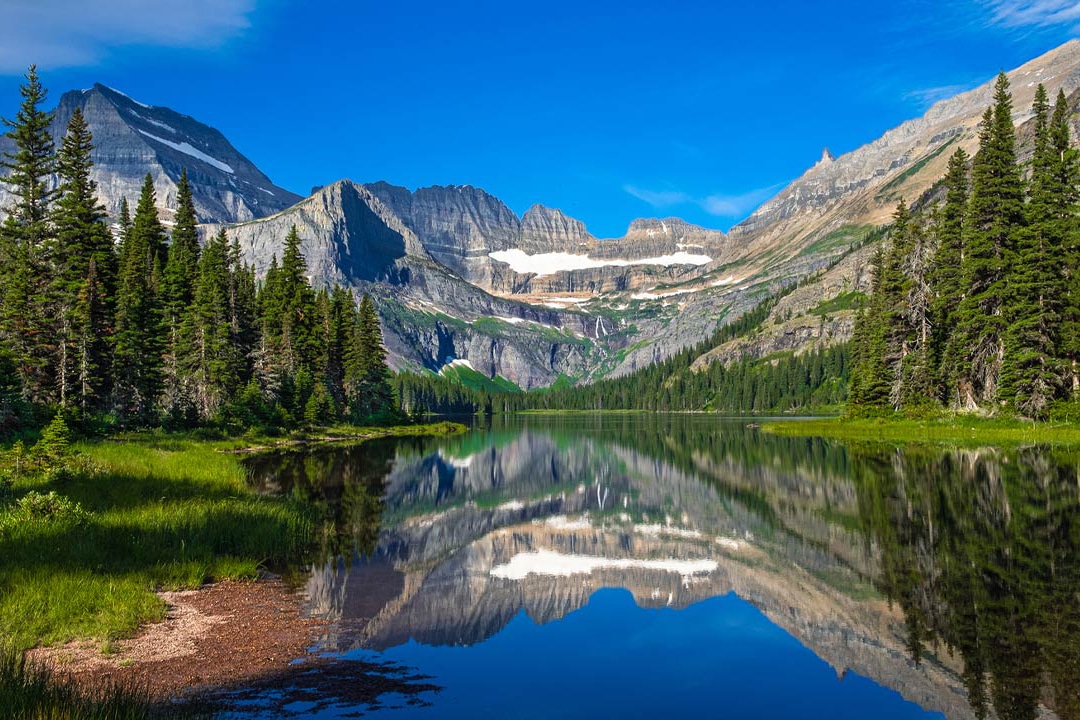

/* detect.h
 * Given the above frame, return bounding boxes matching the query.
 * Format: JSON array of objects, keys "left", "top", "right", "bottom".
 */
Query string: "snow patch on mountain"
[
  {"left": 136, "top": 130, "right": 234, "bottom": 174},
  {"left": 490, "top": 548, "right": 718, "bottom": 580},
  {"left": 489, "top": 249, "right": 712, "bottom": 277},
  {"left": 104, "top": 85, "right": 150, "bottom": 108},
  {"left": 127, "top": 109, "right": 175, "bottom": 133}
]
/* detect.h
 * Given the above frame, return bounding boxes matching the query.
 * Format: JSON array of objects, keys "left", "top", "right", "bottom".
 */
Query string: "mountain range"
[{"left": 6, "top": 41, "right": 1080, "bottom": 388}]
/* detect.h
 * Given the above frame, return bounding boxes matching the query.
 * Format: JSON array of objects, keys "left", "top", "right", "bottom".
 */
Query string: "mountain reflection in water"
[{"left": 244, "top": 415, "right": 1080, "bottom": 719}]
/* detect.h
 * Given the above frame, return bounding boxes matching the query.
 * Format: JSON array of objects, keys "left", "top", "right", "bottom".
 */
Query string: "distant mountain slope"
[{"left": 0, "top": 83, "right": 301, "bottom": 224}]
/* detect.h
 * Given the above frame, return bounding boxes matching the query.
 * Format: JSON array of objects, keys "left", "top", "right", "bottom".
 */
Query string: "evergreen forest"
[
  {"left": 850, "top": 74, "right": 1080, "bottom": 419},
  {"left": 0, "top": 67, "right": 398, "bottom": 437}
]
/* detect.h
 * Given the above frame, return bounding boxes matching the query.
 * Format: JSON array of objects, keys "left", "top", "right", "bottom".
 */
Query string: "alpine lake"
[{"left": 223, "top": 414, "right": 1080, "bottom": 719}]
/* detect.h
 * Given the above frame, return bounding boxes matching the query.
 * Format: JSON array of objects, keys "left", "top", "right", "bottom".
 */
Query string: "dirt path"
[{"left": 28, "top": 579, "right": 326, "bottom": 699}]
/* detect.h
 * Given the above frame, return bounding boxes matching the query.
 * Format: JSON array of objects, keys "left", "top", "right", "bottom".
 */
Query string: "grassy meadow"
[{"left": 0, "top": 421, "right": 465, "bottom": 654}]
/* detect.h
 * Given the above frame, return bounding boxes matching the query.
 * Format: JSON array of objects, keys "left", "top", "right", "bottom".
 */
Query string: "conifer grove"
[
  {"left": 849, "top": 74, "right": 1080, "bottom": 419},
  {"left": 0, "top": 67, "right": 398, "bottom": 435}
]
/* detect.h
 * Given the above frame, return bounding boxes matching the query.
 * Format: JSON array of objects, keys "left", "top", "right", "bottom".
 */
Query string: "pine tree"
[
  {"left": 160, "top": 170, "right": 201, "bottom": 417},
  {"left": 949, "top": 74, "right": 1025, "bottom": 409},
  {"left": 52, "top": 107, "right": 115, "bottom": 410},
  {"left": 113, "top": 175, "right": 166, "bottom": 423},
  {"left": 348, "top": 294, "right": 394, "bottom": 420},
  {"left": 899, "top": 214, "right": 936, "bottom": 407},
  {"left": 161, "top": 169, "right": 200, "bottom": 327},
  {"left": 226, "top": 236, "right": 258, "bottom": 390},
  {"left": 179, "top": 230, "right": 241, "bottom": 420},
  {"left": 931, "top": 147, "right": 969, "bottom": 397},
  {"left": 0, "top": 65, "right": 57, "bottom": 404},
  {"left": 1001, "top": 85, "right": 1065, "bottom": 417},
  {"left": 1053, "top": 89, "right": 1080, "bottom": 395},
  {"left": 848, "top": 246, "right": 893, "bottom": 412}
]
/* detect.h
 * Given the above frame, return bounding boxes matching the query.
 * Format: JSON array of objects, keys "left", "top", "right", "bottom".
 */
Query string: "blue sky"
[{"left": 1, "top": 0, "right": 1079, "bottom": 238}]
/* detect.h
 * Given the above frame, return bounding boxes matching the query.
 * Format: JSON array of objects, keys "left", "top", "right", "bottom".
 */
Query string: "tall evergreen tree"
[
  {"left": 1052, "top": 89, "right": 1080, "bottom": 394},
  {"left": 255, "top": 227, "right": 317, "bottom": 416},
  {"left": 931, "top": 147, "right": 969, "bottom": 397},
  {"left": 899, "top": 213, "right": 936, "bottom": 407},
  {"left": 161, "top": 169, "right": 199, "bottom": 326},
  {"left": 52, "top": 107, "right": 115, "bottom": 410},
  {"left": 347, "top": 294, "right": 394, "bottom": 419},
  {"left": 113, "top": 175, "right": 166, "bottom": 423},
  {"left": 1001, "top": 85, "right": 1065, "bottom": 417},
  {"left": 0, "top": 65, "right": 57, "bottom": 404},
  {"left": 160, "top": 170, "right": 201, "bottom": 417},
  {"left": 948, "top": 74, "right": 1025, "bottom": 408},
  {"left": 180, "top": 230, "right": 241, "bottom": 420}
]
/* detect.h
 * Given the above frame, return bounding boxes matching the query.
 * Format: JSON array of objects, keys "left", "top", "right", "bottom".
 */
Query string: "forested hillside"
[
  {"left": 850, "top": 75, "right": 1080, "bottom": 419},
  {"left": 0, "top": 68, "right": 397, "bottom": 436}
]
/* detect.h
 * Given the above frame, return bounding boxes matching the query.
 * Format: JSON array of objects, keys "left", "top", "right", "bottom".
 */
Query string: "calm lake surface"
[{"left": 235, "top": 414, "right": 1080, "bottom": 719}]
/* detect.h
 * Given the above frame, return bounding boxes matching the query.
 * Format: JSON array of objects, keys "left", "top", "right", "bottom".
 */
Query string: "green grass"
[
  {"left": 762, "top": 415, "right": 1080, "bottom": 447},
  {"left": 439, "top": 364, "right": 523, "bottom": 394},
  {"left": 807, "top": 290, "right": 866, "bottom": 316},
  {"left": 874, "top": 136, "right": 958, "bottom": 201},
  {"left": 797, "top": 225, "right": 874, "bottom": 259},
  {"left": 0, "top": 422, "right": 463, "bottom": 654},
  {"left": 0, "top": 649, "right": 207, "bottom": 719}
]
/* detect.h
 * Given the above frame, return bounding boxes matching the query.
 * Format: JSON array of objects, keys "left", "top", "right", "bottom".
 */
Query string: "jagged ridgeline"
[
  {"left": 849, "top": 74, "right": 1080, "bottom": 419},
  {"left": 0, "top": 67, "right": 398, "bottom": 435}
]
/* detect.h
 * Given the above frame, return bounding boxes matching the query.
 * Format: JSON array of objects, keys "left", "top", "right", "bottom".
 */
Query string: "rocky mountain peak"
[
  {"left": 815, "top": 147, "right": 835, "bottom": 167},
  {"left": 0, "top": 83, "right": 302, "bottom": 225},
  {"left": 520, "top": 204, "right": 594, "bottom": 248}
]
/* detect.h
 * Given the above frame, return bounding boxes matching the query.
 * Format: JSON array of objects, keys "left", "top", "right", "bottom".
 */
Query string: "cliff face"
[{"left": 0, "top": 84, "right": 300, "bottom": 224}]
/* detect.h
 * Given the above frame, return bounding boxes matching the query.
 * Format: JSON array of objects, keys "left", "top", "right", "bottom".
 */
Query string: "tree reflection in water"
[{"left": 856, "top": 445, "right": 1080, "bottom": 720}]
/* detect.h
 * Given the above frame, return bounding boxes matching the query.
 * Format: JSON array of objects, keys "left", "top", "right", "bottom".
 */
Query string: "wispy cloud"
[
  {"left": 904, "top": 82, "right": 981, "bottom": 109},
  {"left": 0, "top": 0, "right": 257, "bottom": 73},
  {"left": 625, "top": 182, "right": 786, "bottom": 218},
  {"left": 978, "top": 0, "right": 1080, "bottom": 30},
  {"left": 624, "top": 185, "right": 692, "bottom": 208}
]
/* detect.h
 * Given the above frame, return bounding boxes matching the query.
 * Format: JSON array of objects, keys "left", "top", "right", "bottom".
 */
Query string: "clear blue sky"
[{"left": 1, "top": 0, "right": 1079, "bottom": 238}]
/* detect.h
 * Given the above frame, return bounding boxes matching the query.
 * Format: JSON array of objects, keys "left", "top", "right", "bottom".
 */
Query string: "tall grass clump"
[{"left": 0, "top": 648, "right": 206, "bottom": 719}]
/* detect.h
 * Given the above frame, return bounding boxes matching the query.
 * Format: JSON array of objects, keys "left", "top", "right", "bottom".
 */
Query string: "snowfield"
[
  {"left": 137, "top": 130, "right": 234, "bottom": 174},
  {"left": 489, "top": 249, "right": 712, "bottom": 277},
  {"left": 490, "top": 549, "right": 718, "bottom": 580}
]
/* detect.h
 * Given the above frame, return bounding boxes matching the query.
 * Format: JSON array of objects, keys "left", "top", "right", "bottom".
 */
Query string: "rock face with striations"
[{"left": 0, "top": 83, "right": 300, "bottom": 224}]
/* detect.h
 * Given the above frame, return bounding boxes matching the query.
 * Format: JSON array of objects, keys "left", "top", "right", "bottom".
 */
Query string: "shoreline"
[
  {"left": 761, "top": 415, "right": 1080, "bottom": 447},
  {"left": 27, "top": 577, "right": 440, "bottom": 715},
  {"left": 27, "top": 577, "right": 326, "bottom": 705}
]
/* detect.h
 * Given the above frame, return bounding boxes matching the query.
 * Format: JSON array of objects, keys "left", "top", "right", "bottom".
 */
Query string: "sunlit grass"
[
  {"left": 0, "top": 422, "right": 463, "bottom": 654},
  {"left": 762, "top": 415, "right": 1080, "bottom": 447},
  {"left": 0, "top": 437, "right": 314, "bottom": 653}
]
